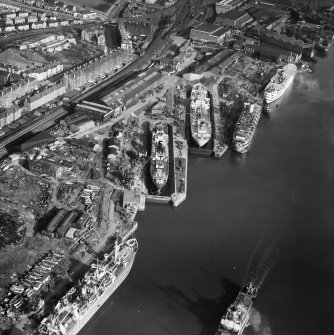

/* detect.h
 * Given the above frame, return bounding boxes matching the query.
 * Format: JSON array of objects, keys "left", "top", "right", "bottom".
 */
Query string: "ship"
[
  {"left": 232, "top": 101, "right": 263, "bottom": 154},
  {"left": 150, "top": 121, "right": 169, "bottom": 191},
  {"left": 36, "top": 238, "right": 138, "bottom": 335},
  {"left": 190, "top": 83, "right": 212, "bottom": 147},
  {"left": 264, "top": 63, "right": 297, "bottom": 103},
  {"left": 215, "top": 283, "right": 258, "bottom": 335}
]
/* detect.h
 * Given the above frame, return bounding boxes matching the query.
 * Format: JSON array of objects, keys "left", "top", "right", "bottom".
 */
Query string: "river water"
[{"left": 81, "top": 48, "right": 334, "bottom": 335}]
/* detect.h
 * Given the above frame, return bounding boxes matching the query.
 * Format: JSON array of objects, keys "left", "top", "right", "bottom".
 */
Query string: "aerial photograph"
[{"left": 0, "top": 0, "right": 333, "bottom": 334}]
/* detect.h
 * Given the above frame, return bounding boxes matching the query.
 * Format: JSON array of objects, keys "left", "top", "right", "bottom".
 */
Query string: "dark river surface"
[{"left": 81, "top": 48, "right": 334, "bottom": 335}]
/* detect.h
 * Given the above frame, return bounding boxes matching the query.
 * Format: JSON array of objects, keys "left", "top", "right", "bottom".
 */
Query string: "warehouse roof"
[
  {"left": 193, "top": 23, "right": 221, "bottom": 33},
  {"left": 219, "top": 9, "right": 248, "bottom": 20}
]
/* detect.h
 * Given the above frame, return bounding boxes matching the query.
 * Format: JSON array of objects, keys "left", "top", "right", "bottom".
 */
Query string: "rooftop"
[
  {"left": 193, "top": 23, "right": 221, "bottom": 33},
  {"left": 219, "top": 9, "right": 248, "bottom": 20}
]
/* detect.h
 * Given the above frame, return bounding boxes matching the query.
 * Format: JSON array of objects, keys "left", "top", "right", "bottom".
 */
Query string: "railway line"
[{"left": 0, "top": 0, "right": 202, "bottom": 152}]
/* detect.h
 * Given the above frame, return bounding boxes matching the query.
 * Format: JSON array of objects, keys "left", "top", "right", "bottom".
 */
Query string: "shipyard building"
[
  {"left": 102, "top": 68, "right": 163, "bottom": 107},
  {"left": 216, "top": 10, "right": 253, "bottom": 27},
  {"left": 190, "top": 23, "right": 229, "bottom": 44},
  {"left": 216, "top": 0, "right": 247, "bottom": 14},
  {"left": 75, "top": 101, "right": 117, "bottom": 123}
]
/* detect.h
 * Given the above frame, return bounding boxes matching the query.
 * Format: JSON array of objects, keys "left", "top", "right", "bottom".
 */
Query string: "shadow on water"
[{"left": 153, "top": 277, "right": 240, "bottom": 335}]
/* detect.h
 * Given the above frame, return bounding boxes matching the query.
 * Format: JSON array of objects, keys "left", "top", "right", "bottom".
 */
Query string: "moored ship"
[
  {"left": 215, "top": 283, "right": 258, "bottom": 335},
  {"left": 190, "top": 83, "right": 212, "bottom": 147},
  {"left": 232, "top": 101, "right": 263, "bottom": 154},
  {"left": 150, "top": 121, "right": 169, "bottom": 192},
  {"left": 36, "top": 238, "right": 138, "bottom": 335},
  {"left": 264, "top": 63, "right": 297, "bottom": 103}
]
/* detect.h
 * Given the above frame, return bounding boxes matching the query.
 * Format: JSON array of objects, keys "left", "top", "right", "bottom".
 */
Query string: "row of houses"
[
  {"left": 19, "top": 33, "right": 64, "bottom": 49},
  {"left": 0, "top": 105, "right": 22, "bottom": 129},
  {"left": 0, "top": 18, "right": 82, "bottom": 33},
  {"left": 24, "top": 81, "right": 66, "bottom": 111},
  {"left": 24, "top": 62, "right": 63, "bottom": 81}
]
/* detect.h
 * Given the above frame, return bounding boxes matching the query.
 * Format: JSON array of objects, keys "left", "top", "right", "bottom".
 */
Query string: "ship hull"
[
  {"left": 190, "top": 83, "right": 212, "bottom": 148},
  {"left": 264, "top": 75, "right": 294, "bottom": 103},
  {"left": 193, "top": 137, "right": 210, "bottom": 148},
  {"left": 264, "top": 64, "right": 297, "bottom": 103},
  {"left": 232, "top": 103, "right": 262, "bottom": 154},
  {"left": 150, "top": 122, "right": 169, "bottom": 191},
  {"left": 64, "top": 255, "right": 135, "bottom": 335},
  {"left": 215, "top": 283, "right": 257, "bottom": 335}
]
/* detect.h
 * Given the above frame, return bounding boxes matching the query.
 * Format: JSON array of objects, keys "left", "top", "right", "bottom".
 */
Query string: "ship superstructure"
[
  {"left": 36, "top": 238, "right": 138, "bottom": 335},
  {"left": 190, "top": 83, "right": 212, "bottom": 147},
  {"left": 215, "top": 283, "right": 258, "bottom": 335},
  {"left": 232, "top": 101, "right": 262, "bottom": 154},
  {"left": 150, "top": 121, "right": 169, "bottom": 191},
  {"left": 264, "top": 63, "right": 297, "bottom": 103}
]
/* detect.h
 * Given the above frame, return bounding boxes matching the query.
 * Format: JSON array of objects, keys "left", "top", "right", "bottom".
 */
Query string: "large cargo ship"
[
  {"left": 36, "top": 238, "right": 138, "bottom": 335},
  {"left": 264, "top": 63, "right": 297, "bottom": 103},
  {"left": 150, "top": 121, "right": 169, "bottom": 191},
  {"left": 215, "top": 283, "right": 258, "bottom": 335},
  {"left": 232, "top": 101, "right": 262, "bottom": 154},
  {"left": 190, "top": 83, "right": 212, "bottom": 147}
]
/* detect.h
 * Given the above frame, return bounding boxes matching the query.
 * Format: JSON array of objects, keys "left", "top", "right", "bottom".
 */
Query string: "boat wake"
[{"left": 243, "top": 223, "right": 284, "bottom": 290}]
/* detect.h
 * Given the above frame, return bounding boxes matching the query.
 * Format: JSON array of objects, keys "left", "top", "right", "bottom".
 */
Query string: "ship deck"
[
  {"left": 186, "top": 93, "right": 215, "bottom": 156},
  {"left": 143, "top": 122, "right": 176, "bottom": 198}
]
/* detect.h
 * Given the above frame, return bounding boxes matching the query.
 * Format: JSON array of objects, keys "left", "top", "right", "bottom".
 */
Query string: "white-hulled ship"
[
  {"left": 150, "top": 121, "right": 169, "bottom": 191},
  {"left": 264, "top": 63, "right": 297, "bottom": 103},
  {"left": 36, "top": 238, "right": 138, "bottom": 335},
  {"left": 232, "top": 101, "right": 263, "bottom": 154},
  {"left": 215, "top": 283, "right": 258, "bottom": 335},
  {"left": 190, "top": 83, "right": 212, "bottom": 147}
]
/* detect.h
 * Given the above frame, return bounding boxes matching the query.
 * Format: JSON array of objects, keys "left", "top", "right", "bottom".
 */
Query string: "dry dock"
[
  {"left": 171, "top": 134, "right": 188, "bottom": 207},
  {"left": 211, "top": 79, "right": 229, "bottom": 158}
]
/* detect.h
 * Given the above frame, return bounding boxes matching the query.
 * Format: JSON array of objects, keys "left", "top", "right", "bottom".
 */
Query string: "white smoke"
[
  {"left": 294, "top": 73, "right": 320, "bottom": 96},
  {"left": 250, "top": 308, "right": 273, "bottom": 335},
  {"left": 294, "top": 73, "right": 334, "bottom": 102}
]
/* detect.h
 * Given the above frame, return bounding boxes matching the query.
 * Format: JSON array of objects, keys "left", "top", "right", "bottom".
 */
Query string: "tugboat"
[{"left": 215, "top": 283, "right": 258, "bottom": 335}]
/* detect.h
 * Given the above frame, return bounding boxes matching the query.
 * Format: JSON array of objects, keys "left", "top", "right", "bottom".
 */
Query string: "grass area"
[
  {"left": 43, "top": 42, "right": 103, "bottom": 67},
  {"left": 0, "top": 48, "right": 38, "bottom": 70}
]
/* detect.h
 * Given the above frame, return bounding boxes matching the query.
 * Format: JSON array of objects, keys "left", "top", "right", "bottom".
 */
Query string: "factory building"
[
  {"left": 216, "top": 10, "right": 253, "bottom": 27},
  {"left": 194, "top": 49, "right": 241, "bottom": 74},
  {"left": 75, "top": 101, "right": 115, "bottom": 123},
  {"left": 216, "top": 0, "right": 246, "bottom": 14},
  {"left": 259, "top": 32, "right": 304, "bottom": 55},
  {"left": 190, "top": 23, "right": 229, "bottom": 44},
  {"left": 243, "top": 43, "right": 301, "bottom": 62},
  {"left": 14, "top": 131, "right": 55, "bottom": 153},
  {"left": 42, "top": 209, "right": 85, "bottom": 239},
  {"left": 102, "top": 68, "right": 163, "bottom": 107}
]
